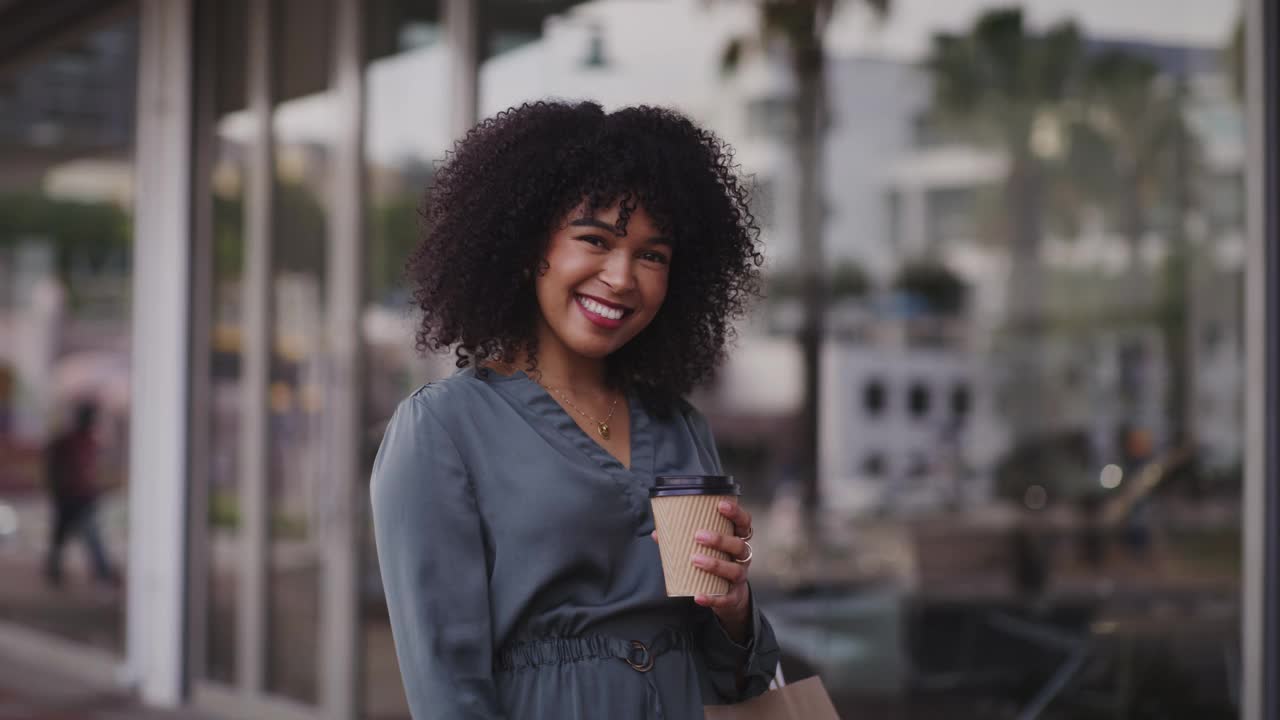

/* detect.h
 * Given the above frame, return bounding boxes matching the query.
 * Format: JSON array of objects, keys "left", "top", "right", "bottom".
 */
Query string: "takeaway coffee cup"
[{"left": 649, "top": 475, "right": 741, "bottom": 597}]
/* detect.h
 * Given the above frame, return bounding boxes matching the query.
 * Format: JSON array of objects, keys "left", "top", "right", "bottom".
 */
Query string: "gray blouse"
[{"left": 370, "top": 367, "right": 780, "bottom": 720}]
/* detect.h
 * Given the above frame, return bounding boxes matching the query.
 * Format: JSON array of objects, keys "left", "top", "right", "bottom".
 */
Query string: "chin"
[{"left": 567, "top": 337, "right": 621, "bottom": 359}]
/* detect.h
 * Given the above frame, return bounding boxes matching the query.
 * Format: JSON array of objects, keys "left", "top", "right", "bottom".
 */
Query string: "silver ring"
[
  {"left": 733, "top": 541, "right": 753, "bottom": 564},
  {"left": 738, "top": 527, "right": 753, "bottom": 541}
]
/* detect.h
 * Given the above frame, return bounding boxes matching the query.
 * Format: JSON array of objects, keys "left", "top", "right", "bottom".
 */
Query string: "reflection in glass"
[
  {"left": 808, "top": 4, "right": 1241, "bottom": 716},
  {"left": 349, "top": 1, "right": 1249, "bottom": 717},
  {"left": 907, "top": 382, "right": 930, "bottom": 418},
  {"left": 0, "top": 11, "right": 137, "bottom": 655},
  {"left": 262, "top": 0, "right": 336, "bottom": 704},
  {"left": 951, "top": 384, "right": 971, "bottom": 418},
  {"left": 863, "top": 380, "right": 887, "bottom": 416},
  {"left": 360, "top": 3, "right": 449, "bottom": 717},
  {"left": 202, "top": 0, "right": 248, "bottom": 685}
]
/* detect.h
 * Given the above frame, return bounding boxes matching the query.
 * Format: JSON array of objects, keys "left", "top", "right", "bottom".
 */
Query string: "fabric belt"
[{"left": 493, "top": 626, "right": 689, "bottom": 674}]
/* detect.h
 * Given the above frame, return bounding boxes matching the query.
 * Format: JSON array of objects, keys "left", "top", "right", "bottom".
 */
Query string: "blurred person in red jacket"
[{"left": 44, "top": 400, "right": 118, "bottom": 587}]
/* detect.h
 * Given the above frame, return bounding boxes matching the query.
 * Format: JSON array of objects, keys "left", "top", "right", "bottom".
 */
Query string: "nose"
[{"left": 599, "top": 249, "right": 637, "bottom": 294}]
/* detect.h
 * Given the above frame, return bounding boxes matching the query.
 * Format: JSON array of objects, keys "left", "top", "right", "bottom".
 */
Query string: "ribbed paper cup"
[{"left": 649, "top": 475, "right": 740, "bottom": 597}]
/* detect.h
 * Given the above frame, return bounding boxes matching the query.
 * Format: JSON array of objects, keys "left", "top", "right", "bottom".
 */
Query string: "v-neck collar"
[{"left": 468, "top": 366, "right": 655, "bottom": 479}]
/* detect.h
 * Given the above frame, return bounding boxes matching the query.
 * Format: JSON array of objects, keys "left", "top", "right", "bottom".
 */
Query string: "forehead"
[{"left": 560, "top": 198, "right": 663, "bottom": 237}]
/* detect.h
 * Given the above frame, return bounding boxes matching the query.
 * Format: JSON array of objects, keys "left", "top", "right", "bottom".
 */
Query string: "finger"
[
  {"left": 717, "top": 500, "right": 752, "bottom": 537},
  {"left": 651, "top": 530, "right": 659, "bottom": 544},
  {"left": 691, "top": 552, "right": 748, "bottom": 583},
  {"left": 694, "top": 529, "right": 749, "bottom": 561},
  {"left": 694, "top": 586, "right": 748, "bottom": 609},
  {"left": 694, "top": 592, "right": 737, "bottom": 609}
]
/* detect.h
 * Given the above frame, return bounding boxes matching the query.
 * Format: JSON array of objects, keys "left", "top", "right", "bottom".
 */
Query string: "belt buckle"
[{"left": 624, "top": 640, "right": 654, "bottom": 673}]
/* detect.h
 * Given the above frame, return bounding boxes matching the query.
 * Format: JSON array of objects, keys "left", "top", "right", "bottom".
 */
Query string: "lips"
[{"left": 575, "top": 294, "right": 632, "bottom": 328}]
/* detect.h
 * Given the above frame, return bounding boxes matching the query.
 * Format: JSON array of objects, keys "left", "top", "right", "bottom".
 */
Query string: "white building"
[{"left": 819, "top": 325, "right": 1005, "bottom": 515}]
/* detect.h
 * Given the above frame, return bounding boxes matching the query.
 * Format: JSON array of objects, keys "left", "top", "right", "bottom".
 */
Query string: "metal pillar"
[
  {"left": 1243, "top": 0, "right": 1278, "bottom": 717},
  {"left": 126, "top": 0, "right": 195, "bottom": 706},
  {"left": 446, "top": 0, "right": 479, "bottom": 138},
  {"left": 319, "top": 0, "right": 366, "bottom": 717},
  {"left": 238, "top": 0, "right": 275, "bottom": 698}
]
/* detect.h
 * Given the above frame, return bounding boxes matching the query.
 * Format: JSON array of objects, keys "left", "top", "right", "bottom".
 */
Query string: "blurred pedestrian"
[
  {"left": 1119, "top": 424, "right": 1155, "bottom": 560},
  {"left": 43, "top": 400, "right": 118, "bottom": 587}
]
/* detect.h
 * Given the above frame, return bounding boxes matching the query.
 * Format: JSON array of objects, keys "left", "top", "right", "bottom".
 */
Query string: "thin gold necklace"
[{"left": 541, "top": 382, "right": 619, "bottom": 439}]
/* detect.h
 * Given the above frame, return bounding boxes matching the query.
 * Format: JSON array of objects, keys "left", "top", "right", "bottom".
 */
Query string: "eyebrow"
[
  {"left": 569, "top": 217, "right": 674, "bottom": 247},
  {"left": 569, "top": 217, "right": 617, "bottom": 233}
]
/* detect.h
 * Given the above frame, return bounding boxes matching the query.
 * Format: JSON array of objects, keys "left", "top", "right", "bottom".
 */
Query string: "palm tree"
[
  {"left": 1071, "top": 50, "right": 1186, "bottom": 306},
  {"left": 1067, "top": 50, "right": 1194, "bottom": 435},
  {"left": 925, "top": 9, "right": 1083, "bottom": 435},
  {"left": 720, "top": 0, "right": 888, "bottom": 522},
  {"left": 1227, "top": 16, "right": 1244, "bottom": 101}
]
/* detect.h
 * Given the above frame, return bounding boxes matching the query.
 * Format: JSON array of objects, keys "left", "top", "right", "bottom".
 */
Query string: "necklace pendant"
[{"left": 598, "top": 422, "right": 610, "bottom": 439}]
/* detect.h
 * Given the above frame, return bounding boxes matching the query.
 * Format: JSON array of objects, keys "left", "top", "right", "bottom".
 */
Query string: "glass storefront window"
[
  {"left": 196, "top": 0, "right": 336, "bottom": 705},
  {"left": 464, "top": 1, "right": 1249, "bottom": 716},
  {"left": 262, "top": 0, "right": 338, "bottom": 704},
  {"left": 0, "top": 9, "right": 138, "bottom": 655},
  {"left": 360, "top": 3, "right": 449, "bottom": 717},
  {"left": 183, "top": 1, "right": 1261, "bottom": 717},
  {"left": 203, "top": 0, "right": 248, "bottom": 687}
]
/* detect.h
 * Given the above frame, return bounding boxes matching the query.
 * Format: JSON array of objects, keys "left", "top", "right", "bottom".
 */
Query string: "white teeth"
[{"left": 578, "top": 296, "right": 624, "bottom": 320}]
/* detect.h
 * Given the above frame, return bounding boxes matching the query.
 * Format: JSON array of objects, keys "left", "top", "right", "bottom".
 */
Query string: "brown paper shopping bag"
[{"left": 704, "top": 676, "right": 840, "bottom": 720}]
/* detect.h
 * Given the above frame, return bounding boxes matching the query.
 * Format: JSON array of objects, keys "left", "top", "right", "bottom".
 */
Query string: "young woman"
[{"left": 371, "top": 101, "right": 780, "bottom": 720}]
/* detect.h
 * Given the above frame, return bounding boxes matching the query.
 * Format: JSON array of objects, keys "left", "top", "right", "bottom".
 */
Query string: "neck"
[{"left": 492, "top": 322, "right": 611, "bottom": 395}]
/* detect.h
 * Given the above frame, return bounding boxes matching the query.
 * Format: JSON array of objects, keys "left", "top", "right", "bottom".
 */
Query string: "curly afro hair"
[{"left": 407, "top": 100, "right": 764, "bottom": 416}]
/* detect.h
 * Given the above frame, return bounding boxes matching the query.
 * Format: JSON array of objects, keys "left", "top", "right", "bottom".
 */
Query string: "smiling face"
[{"left": 533, "top": 200, "right": 673, "bottom": 363}]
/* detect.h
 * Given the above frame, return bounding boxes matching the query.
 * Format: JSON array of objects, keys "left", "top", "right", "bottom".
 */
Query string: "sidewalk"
[{"left": 0, "top": 658, "right": 214, "bottom": 720}]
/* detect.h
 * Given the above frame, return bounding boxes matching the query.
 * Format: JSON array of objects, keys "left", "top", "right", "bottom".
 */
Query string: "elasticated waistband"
[{"left": 493, "top": 626, "right": 689, "bottom": 673}]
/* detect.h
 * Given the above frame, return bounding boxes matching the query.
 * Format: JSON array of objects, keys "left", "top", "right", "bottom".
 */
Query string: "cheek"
[
  {"left": 629, "top": 274, "right": 668, "bottom": 331},
  {"left": 532, "top": 275, "right": 561, "bottom": 323},
  {"left": 540, "top": 251, "right": 595, "bottom": 292},
  {"left": 646, "top": 273, "right": 670, "bottom": 310},
  {"left": 533, "top": 263, "right": 584, "bottom": 321}
]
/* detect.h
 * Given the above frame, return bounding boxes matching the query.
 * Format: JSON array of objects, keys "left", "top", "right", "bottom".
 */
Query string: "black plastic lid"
[{"left": 649, "top": 474, "right": 740, "bottom": 498}]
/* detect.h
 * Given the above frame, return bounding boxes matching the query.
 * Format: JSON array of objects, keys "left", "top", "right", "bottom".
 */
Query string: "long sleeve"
[
  {"left": 683, "top": 403, "right": 782, "bottom": 704},
  {"left": 370, "top": 394, "right": 507, "bottom": 720},
  {"left": 693, "top": 589, "right": 781, "bottom": 703}
]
